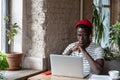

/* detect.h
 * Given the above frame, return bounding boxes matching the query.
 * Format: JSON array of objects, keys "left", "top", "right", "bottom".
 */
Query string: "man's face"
[{"left": 77, "top": 28, "right": 91, "bottom": 48}]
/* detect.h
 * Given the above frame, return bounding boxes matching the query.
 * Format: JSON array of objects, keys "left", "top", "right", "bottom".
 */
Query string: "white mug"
[{"left": 108, "top": 70, "right": 119, "bottom": 79}]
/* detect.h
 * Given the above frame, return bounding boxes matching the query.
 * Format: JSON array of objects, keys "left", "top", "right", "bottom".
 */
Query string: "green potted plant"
[
  {"left": 109, "top": 21, "right": 120, "bottom": 60},
  {"left": 104, "top": 21, "right": 120, "bottom": 61},
  {"left": 103, "top": 21, "right": 120, "bottom": 74},
  {"left": 0, "top": 51, "right": 9, "bottom": 79},
  {"left": 4, "top": 16, "right": 23, "bottom": 70}
]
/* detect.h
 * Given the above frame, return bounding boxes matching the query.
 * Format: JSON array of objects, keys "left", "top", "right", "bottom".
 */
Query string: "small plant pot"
[{"left": 6, "top": 52, "right": 23, "bottom": 71}]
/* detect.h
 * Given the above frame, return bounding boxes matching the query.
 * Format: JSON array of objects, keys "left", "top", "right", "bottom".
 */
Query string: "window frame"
[{"left": 0, "top": 0, "right": 8, "bottom": 52}]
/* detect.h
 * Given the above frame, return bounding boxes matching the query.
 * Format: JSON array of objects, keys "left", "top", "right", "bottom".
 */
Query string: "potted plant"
[
  {"left": 109, "top": 21, "right": 120, "bottom": 60},
  {"left": 103, "top": 21, "right": 120, "bottom": 74},
  {"left": 4, "top": 16, "right": 23, "bottom": 70},
  {"left": 104, "top": 21, "right": 120, "bottom": 61},
  {"left": 0, "top": 51, "right": 9, "bottom": 79}
]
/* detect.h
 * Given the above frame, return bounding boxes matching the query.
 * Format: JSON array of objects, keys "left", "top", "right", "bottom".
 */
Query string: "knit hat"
[{"left": 75, "top": 19, "right": 93, "bottom": 30}]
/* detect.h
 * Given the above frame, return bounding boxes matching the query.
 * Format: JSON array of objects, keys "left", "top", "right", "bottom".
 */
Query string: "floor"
[{"left": 1, "top": 69, "right": 44, "bottom": 80}]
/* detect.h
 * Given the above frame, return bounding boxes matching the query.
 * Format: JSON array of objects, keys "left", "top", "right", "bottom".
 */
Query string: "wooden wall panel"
[
  {"left": 111, "top": 0, "right": 120, "bottom": 24},
  {"left": 83, "top": 0, "right": 93, "bottom": 22}
]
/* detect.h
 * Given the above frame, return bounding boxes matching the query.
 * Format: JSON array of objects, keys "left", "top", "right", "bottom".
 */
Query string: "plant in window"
[{"left": 4, "top": 16, "right": 23, "bottom": 70}]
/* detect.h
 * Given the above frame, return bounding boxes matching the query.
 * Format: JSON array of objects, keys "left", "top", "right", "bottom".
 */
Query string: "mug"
[{"left": 108, "top": 70, "right": 119, "bottom": 79}]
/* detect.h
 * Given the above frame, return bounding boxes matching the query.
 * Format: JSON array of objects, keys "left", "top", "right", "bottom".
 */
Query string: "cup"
[{"left": 108, "top": 70, "right": 119, "bottom": 79}]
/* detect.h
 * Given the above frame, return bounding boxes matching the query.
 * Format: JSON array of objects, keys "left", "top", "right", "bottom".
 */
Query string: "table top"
[
  {"left": 28, "top": 74, "right": 88, "bottom": 80},
  {"left": 28, "top": 71, "right": 116, "bottom": 80}
]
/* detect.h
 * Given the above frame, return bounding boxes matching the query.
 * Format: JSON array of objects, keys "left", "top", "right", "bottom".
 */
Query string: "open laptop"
[{"left": 50, "top": 54, "right": 88, "bottom": 78}]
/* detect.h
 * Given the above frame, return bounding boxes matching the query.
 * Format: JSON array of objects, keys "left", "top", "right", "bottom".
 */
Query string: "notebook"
[
  {"left": 88, "top": 74, "right": 111, "bottom": 80},
  {"left": 50, "top": 54, "right": 88, "bottom": 78}
]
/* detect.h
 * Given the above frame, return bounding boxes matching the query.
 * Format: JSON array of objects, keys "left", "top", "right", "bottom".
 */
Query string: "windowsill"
[{"left": 1, "top": 69, "right": 45, "bottom": 80}]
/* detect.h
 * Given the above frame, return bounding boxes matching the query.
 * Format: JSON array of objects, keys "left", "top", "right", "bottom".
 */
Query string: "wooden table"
[{"left": 28, "top": 74, "right": 88, "bottom": 80}]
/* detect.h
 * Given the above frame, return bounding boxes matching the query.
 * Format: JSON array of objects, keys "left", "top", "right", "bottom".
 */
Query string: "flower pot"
[{"left": 6, "top": 52, "right": 23, "bottom": 71}]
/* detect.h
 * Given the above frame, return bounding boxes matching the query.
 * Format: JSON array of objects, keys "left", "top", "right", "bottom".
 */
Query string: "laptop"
[{"left": 50, "top": 54, "right": 88, "bottom": 78}]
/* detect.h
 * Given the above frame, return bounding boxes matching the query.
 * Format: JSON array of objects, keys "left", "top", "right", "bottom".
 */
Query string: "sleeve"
[
  {"left": 94, "top": 47, "right": 104, "bottom": 60},
  {"left": 62, "top": 43, "right": 73, "bottom": 55}
]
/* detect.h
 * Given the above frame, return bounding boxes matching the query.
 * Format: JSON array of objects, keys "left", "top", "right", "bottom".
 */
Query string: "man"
[{"left": 62, "top": 19, "right": 104, "bottom": 75}]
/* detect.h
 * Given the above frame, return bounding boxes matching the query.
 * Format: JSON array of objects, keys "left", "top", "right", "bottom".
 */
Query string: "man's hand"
[
  {"left": 70, "top": 44, "right": 82, "bottom": 53},
  {"left": 78, "top": 45, "right": 87, "bottom": 53},
  {"left": 71, "top": 45, "right": 79, "bottom": 51},
  {"left": 67, "top": 44, "right": 87, "bottom": 55}
]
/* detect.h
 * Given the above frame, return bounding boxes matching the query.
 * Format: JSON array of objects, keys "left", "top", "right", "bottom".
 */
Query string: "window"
[
  {"left": 0, "top": 0, "right": 22, "bottom": 53},
  {"left": 0, "top": 0, "right": 8, "bottom": 52},
  {"left": 0, "top": 0, "right": 1, "bottom": 50},
  {"left": 93, "top": 0, "right": 110, "bottom": 48}
]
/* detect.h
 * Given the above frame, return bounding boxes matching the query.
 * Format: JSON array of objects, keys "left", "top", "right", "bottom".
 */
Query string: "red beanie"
[{"left": 75, "top": 19, "right": 93, "bottom": 30}]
